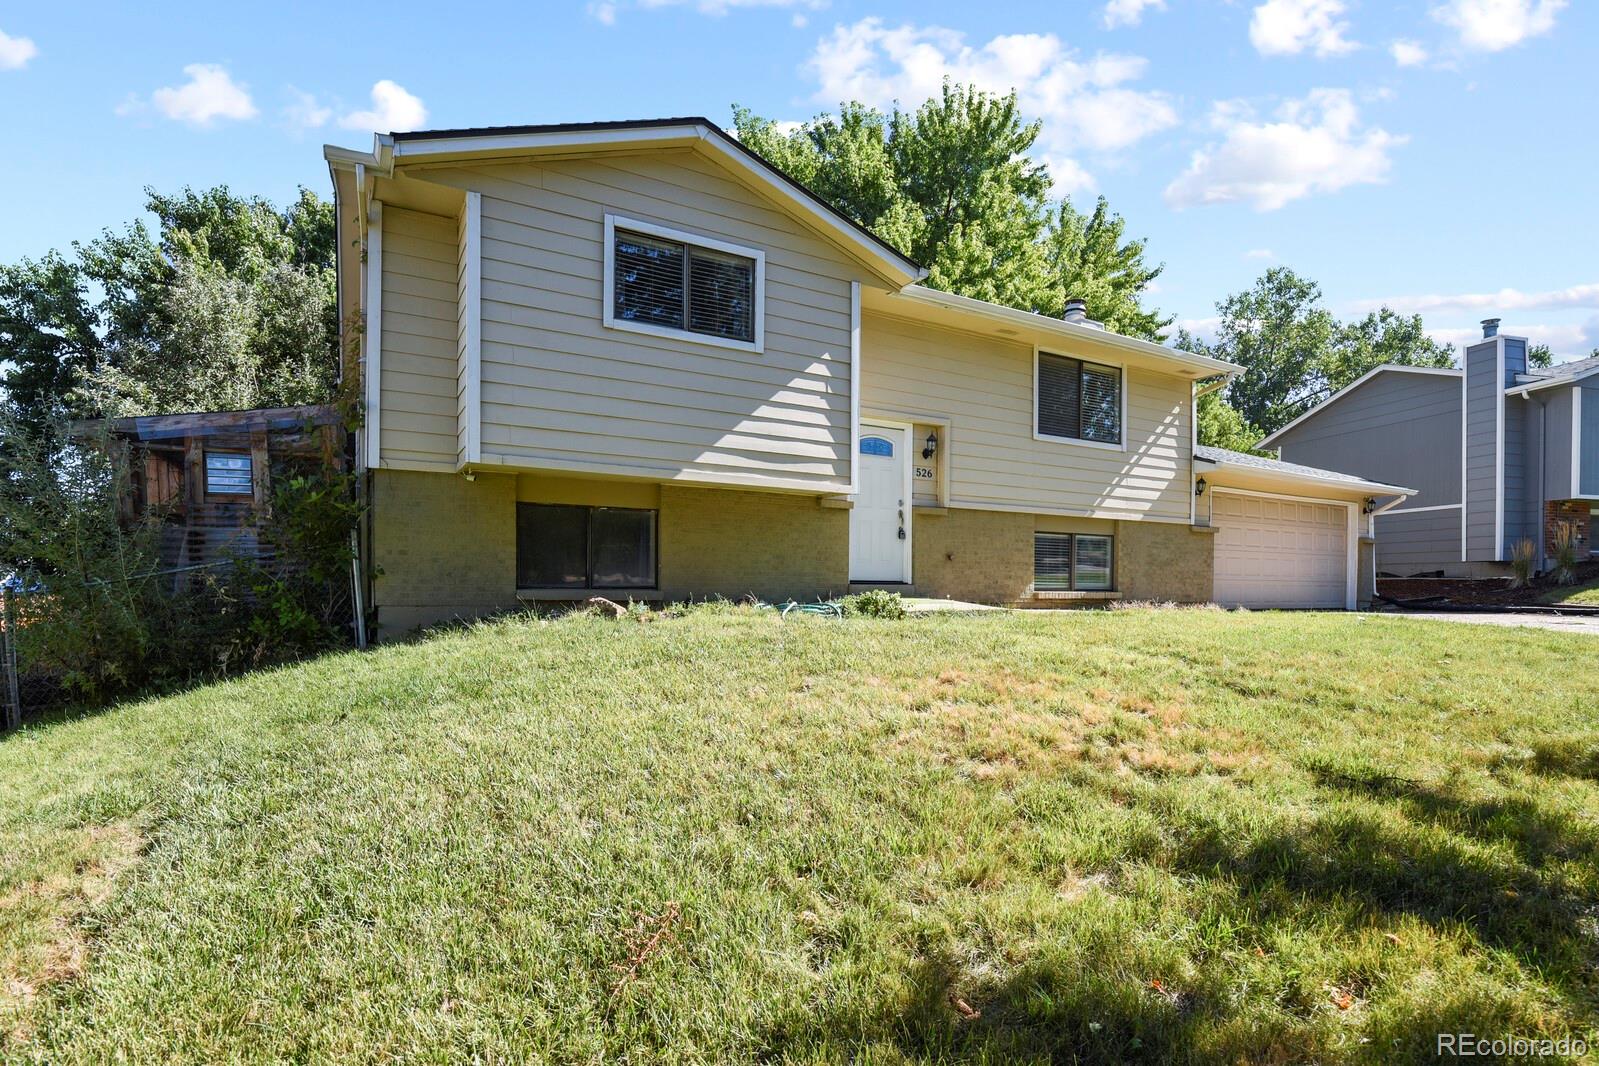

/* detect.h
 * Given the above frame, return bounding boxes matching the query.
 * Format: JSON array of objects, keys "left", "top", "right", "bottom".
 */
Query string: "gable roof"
[
  {"left": 1256, "top": 364, "right": 1461, "bottom": 449},
  {"left": 1195, "top": 445, "right": 1416, "bottom": 497},
  {"left": 330, "top": 117, "right": 925, "bottom": 289}
]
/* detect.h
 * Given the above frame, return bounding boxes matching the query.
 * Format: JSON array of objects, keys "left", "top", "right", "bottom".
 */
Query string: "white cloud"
[
  {"left": 1390, "top": 39, "right": 1430, "bottom": 66},
  {"left": 284, "top": 88, "right": 332, "bottom": 130},
  {"left": 792, "top": 12, "right": 807, "bottom": 27},
  {"left": 1250, "top": 0, "right": 1359, "bottom": 56},
  {"left": 1351, "top": 282, "right": 1599, "bottom": 316},
  {"left": 1245, "top": 248, "right": 1275, "bottom": 259},
  {"left": 0, "top": 27, "right": 38, "bottom": 70},
  {"left": 1102, "top": 0, "right": 1166, "bottom": 29},
  {"left": 589, "top": 1, "right": 618, "bottom": 23},
  {"left": 1427, "top": 320, "right": 1597, "bottom": 355},
  {"left": 339, "top": 80, "right": 427, "bottom": 133},
  {"left": 805, "top": 17, "right": 1177, "bottom": 191},
  {"left": 1431, "top": 0, "right": 1565, "bottom": 51},
  {"left": 638, "top": 0, "right": 824, "bottom": 13},
  {"left": 1177, "top": 316, "right": 1222, "bottom": 342},
  {"left": 1043, "top": 156, "right": 1097, "bottom": 196},
  {"left": 1165, "top": 89, "right": 1404, "bottom": 211},
  {"left": 139, "top": 64, "right": 257, "bottom": 126}
]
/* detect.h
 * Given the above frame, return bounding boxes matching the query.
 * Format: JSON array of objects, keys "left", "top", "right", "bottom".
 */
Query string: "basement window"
[
  {"left": 1034, "top": 532, "right": 1114, "bottom": 592},
  {"left": 605, "top": 215, "right": 763, "bottom": 351},
  {"left": 517, "top": 503, "right": 657, "bottom": 590}
]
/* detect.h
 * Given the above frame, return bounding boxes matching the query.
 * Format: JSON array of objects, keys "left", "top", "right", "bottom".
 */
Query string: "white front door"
[{"left": 849, "top": 424, "right": 911, "bottom": 582}]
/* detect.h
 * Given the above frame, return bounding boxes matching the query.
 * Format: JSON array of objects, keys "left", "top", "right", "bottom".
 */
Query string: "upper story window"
[
  {"left": 1035, "top": 351, "right": 1123, "bottom": 447},
  {"left": 604, "top": 214, "right": 764, "bottom": 352}
]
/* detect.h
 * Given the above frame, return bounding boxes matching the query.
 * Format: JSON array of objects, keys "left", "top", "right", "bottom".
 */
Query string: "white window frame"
[
  {"left": 602, "top": 213, "right": 765, "bottom": 354},
  {"left": 1031, "top": 346, "right": 1127, "bottom": 453}
]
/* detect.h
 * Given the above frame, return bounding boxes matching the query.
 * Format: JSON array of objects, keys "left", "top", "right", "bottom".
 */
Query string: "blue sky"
[{"left": 2, "top": 0, "right": 1594, "bottom": 359}]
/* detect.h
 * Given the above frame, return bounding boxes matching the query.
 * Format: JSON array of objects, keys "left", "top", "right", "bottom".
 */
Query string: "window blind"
[
  {"left": 1036, "top": 352, "right": 1121, "bottom": 445},
  {"left": 1033, "top": 532, "right": 1115, "bottom": 592},
  {"left": 1033, "top": 533, "right": 1074, "bottom": 591},
  {"left": 1036, "top": 353, "right": 1082, "bottom": 439},
  {"left": 614, "top": 229, "right": 755, "bottom": 343}
]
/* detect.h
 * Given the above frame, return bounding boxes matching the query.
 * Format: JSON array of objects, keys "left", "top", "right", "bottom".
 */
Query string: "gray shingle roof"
[
  {"left": 1525, "top": 353, "right": 1599, "bottom": 382},
  {"left": 1194, "top": 445, "right": 1391, "bottom": 489}
]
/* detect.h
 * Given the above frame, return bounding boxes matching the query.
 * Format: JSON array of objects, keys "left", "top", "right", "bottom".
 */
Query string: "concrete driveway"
[{"left": 1386, "top": 610, "right": 1599, "bottom": 636}]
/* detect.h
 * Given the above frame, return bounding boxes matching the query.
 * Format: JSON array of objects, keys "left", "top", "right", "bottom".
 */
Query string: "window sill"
[
  {"left": 601, "top": 316, "right": 762, "bottom": 355},
  {"left": 1031, "top": 431, "right": 1125, "bottom": 453},
  {"left": 1032, "top": 590, "right": 1122, "bottom": 600},
  {"left": 517, "top": 588, "right": 661, "bottom": 601}
]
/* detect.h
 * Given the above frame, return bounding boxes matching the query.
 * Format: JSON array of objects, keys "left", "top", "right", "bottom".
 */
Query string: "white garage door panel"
[{"left": 1213, "top": 492, "right": 1348, "bottom": 608}]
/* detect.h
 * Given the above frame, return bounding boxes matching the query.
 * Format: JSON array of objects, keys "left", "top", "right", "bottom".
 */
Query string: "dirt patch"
[
  {"left": 1380, "top": 560, "right": 1599, "bottom": 607},
  {"left": 2, "top": 822, "right": 143, "bottom": 1047}
]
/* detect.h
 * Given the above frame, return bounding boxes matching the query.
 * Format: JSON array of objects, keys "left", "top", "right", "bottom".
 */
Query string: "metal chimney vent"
[
  {"left": 1064, "top": 298, "right": 1088, "bottom": 324},
  {"left": 1481, "top": 318, "right": 1500, "bottom": 338}
]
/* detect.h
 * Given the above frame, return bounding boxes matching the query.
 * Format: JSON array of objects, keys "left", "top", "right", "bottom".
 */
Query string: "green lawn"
[
  {"left": 1541, "top": 576, "right": 1599, "bottom": 606},
  {"left": 3, "top": 607, "right": 1598, "bottom": 1063}
]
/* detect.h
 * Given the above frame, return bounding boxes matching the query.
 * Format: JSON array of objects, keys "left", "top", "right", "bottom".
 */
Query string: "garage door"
[{"left": 1212, "top": 492, "right": 1349, "bottom": 609}]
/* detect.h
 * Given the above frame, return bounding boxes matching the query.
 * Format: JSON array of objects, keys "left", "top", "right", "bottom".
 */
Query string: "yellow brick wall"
[
  {"left": 912, "top": 509, "right": 1214, "bottom": 605},
  {"left": 1115, "top": 520, "right": 1215, "bottom": 603},
  {"left": 658, "top": 485, "right": 849, "bottom": 602},
  {"left": 912, "top": 509, "right": 1034, "bottom": 604},
  {"left": 371, "top": 469, "right": 519, "bottom": 635},
  {"left": 371, "top": 469, "right": 1221, "bottom": 630}
]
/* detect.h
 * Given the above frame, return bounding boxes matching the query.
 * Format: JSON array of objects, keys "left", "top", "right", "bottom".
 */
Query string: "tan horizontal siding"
[
  {"left": 861, "top": 311, "right": 1192, "bottom": 522},
  {"left": 381, "top": 206, "right": 460, "bottom": 467},
  {"left": 410, "top": 151, "right": 861, "bottom": 489}
]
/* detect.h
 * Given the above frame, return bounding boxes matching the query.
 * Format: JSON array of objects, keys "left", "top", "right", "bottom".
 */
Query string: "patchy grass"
[
  {"left": 2, "top": 608, "right": 1597, "bottom": 1063},
  {"left": 1541, "top": 575, "right": 1599, "bottom": 606}
]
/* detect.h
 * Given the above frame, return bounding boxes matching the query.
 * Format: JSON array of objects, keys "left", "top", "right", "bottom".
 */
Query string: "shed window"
[
  {"left": 517, "top": 504, "right": 657, "bottom": 590},
  {"left": 1034, "top": 533, "right": 1114, "bottom": 592},
  {"left": 204, "top": 452, "right": 253, "bottom": 496},
  {"left": 1037, "top": 352, "right": 1122, "bottom": 445},
  {"left": 613, "top": 228, "right": 755, "bottom": 343}
]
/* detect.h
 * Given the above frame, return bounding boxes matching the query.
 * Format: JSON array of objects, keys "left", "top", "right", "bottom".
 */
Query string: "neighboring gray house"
[{"left": 1260, "top": 319, "right": 1599, "bottom": 578}]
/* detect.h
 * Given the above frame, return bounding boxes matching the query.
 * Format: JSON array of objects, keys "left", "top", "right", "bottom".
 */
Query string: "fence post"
[{"left": 2, "top": 588, "right": 19, "bottom": 732}]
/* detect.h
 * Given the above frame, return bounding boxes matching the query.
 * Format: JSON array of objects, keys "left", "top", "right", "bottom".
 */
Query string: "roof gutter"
[
  {"left": 1193, "top": 452, "right": 1417, "bottom": 497},
  {"left": 890, "top": 285, "right": 1242, "bottom": 377}
]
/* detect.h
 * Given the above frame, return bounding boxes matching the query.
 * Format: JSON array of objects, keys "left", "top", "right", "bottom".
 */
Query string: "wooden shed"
[{"left": 84, "top": 405, "right": 345, "bottom": 575}]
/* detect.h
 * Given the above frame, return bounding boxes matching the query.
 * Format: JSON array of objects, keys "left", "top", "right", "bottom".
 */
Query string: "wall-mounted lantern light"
[
  {"left": 1362, "top": 497, "right": 1376, "bottom": 515},
  {"left": 1194, "top": 476, "right": 1207, "bottom": 497},
  {"left": 922, "top": 429, "right": 939, "bottom": 460}
]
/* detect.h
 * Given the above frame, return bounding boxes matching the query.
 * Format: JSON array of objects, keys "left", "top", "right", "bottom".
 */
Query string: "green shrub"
[
  {"left": 0, "top": 411, "right": 360, "bottom": 705},
  {"left": 1550, "top": 522, "right": 1581, "bottom": 586},
  {"left": 1509, "top": 538, "right": 1536, "bottom": 588},
  {"left": 838, "top": 589, "right": 907, "bottom": 619}
]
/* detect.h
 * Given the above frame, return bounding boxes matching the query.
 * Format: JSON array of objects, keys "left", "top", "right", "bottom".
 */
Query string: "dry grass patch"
[{"left": 2, "top": 822, "right": 142, "bottom": 1046}]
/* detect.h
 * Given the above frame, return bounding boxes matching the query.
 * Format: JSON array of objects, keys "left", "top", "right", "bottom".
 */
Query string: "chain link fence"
[
  {"left": 1, "top": 560, "right": 361, "bottom": 732},
  {"left": 3, "top": 587, "right": 71, "bottom": 730}
]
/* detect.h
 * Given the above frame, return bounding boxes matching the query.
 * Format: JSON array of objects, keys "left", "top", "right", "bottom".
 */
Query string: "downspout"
[
  {"left": 1531, "top": 393, "right": 1548, "bottom": 574},
  {"left": 1367, "top": 494, "right": 1411, "bottom": 596},
  {"left": 1191, "top": 376, "right": 1230, "bottom": 527}
]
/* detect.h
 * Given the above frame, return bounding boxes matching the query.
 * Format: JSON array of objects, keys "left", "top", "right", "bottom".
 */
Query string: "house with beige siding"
[{"left": 324, "top": 118, "right": 1410, "bottom": 633}]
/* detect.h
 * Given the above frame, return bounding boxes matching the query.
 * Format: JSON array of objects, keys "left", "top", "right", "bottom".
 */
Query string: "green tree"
[
  {"left": 1186, "top": 268, "right": 1460, "bottom": 440},
  {"left": 1323, "top": 307, "right": 1455, "bottom": 395},
  {"left": 0, "top": 185, "right": 337, "bottom": 425},
  {"left": 1198, "top": 267, "right": 1337, "bottom": 434},
  {"left": 734, "top": 83, "right": 1169, "bottom": 338}
]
